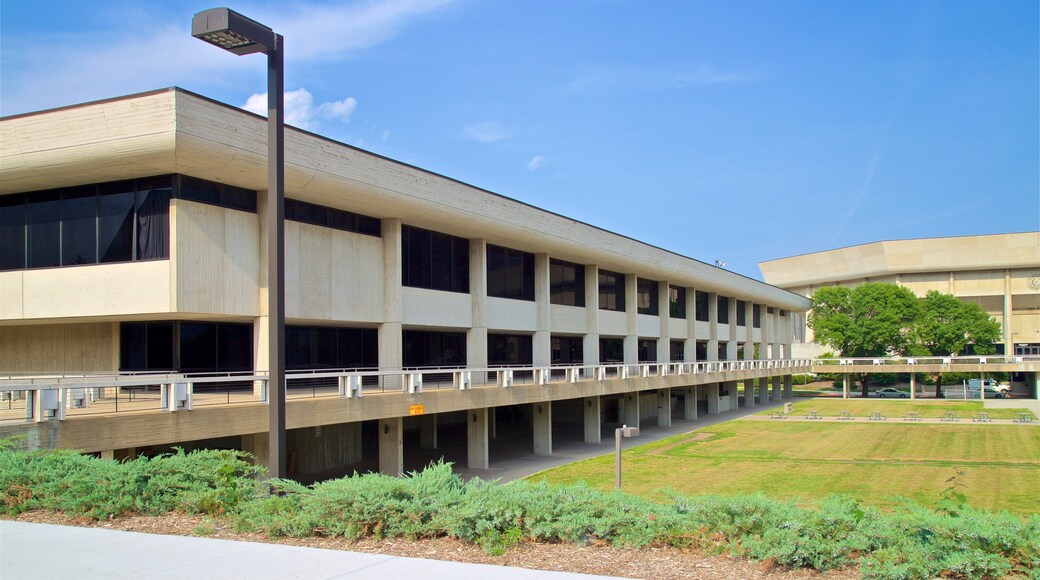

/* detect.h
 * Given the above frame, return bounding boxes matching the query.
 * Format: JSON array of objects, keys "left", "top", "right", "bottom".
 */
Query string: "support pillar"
[
  {"left": 467, "top": 408, "right": 489, "bottom": 470},
  {"left": 657, "top": 388, "right": 672, "bottom": 426},
  {"left": 684, "top": 386, "right": 698, "bottom": 420},
  {"left": 744, "top": 381, "right": 756, "bottom": 408},
  {"left": 728, "top": 381, "right": 739, "bottom": 410},
  {"left": 623, "top": 391, "right": 640, "bottom": 427},
  {"left": 843, "top": 375, "right": 849, "bottom": 399},
  {"left": 584, "top": 396, "right": 601, "bottom": 443},
  {"left": 706, "top": 383, "right": 720, "bottom": 415},
  {"left": 783, "top": 375, "right": 793, "bottom": 399},
  {"left": 419, "top": 414, "right": 437, "bottom": 450},
  {"left": 533, "top": 402, "right": 552, "bottom": 455},
  {"left": 242, "top": 432, "right": 270, "bottom": 471},
  {"left": 758, "top": 377, "right": 768, "bottom": 404},
  {"left": 489, "top": 407, "right": 497, "bottom": 439},
  {"left": 772, "top": 376, "right": 782, "bottom": 400},
  {"left": 378, "top": 417, "right": 403, "bottom": 476},
  {"left": 910, "top": 373, "right": 916, "bottom": 400}
]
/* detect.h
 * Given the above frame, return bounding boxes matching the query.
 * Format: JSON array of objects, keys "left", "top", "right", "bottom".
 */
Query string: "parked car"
[
  {"left": 968, "top": 386, "right": 1007, "bottom": 399},
  {"left": 967, "top": 379, "right": 1009, "bottom": 394},
  {"left": 875, "top": 387, "right": 908, "bottom": 398}
]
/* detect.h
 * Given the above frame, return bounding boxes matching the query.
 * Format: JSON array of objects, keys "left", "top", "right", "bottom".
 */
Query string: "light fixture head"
[{"left": 192, "top": 8, "right": 276, "bottom": 55}]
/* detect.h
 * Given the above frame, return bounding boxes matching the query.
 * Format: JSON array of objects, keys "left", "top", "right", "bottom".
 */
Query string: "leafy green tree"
[
  {"left": 916, "top": 290, "right": 1002, "bottom": 395},
  {"left": 808, "top": 283, "right": 921, "bottom": 397}
]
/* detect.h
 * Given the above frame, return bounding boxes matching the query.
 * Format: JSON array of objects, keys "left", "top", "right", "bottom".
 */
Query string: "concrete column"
[
  {"left": 242, "top": 432, "right": 270, "bottom": 471},
  {"left": 744, "top": 380, "right": 756, "bottom": 408},
  {"left": 772, "top": 376, "right": 782, "bottom": 400},
  {"left": 489, "top": 407, "right": 497, "bottom": 438},
  {"left": 707, "top": 293, "right": 719, "bottom": 361},
  {"left": 658, "top": 282, "right": 671, "bottom": 363},
  {"left": 583, "top": 396, "right": 601, "bottom": 443},
  {"left": 288, "top": 422, "right": 362, "bottom": 477},
  {"left": 1003, "top": 270, "right": 1013, "bottom": 356},
  {"left": 623, "top": 392, "right": 640, "bottom": 427},
  {"left": 419, "top": 414, "right": 437, "bottom": 449},
  {"left": 100, "top": 449, "right": 115, "bottom": 460},
  {"left": 843, "top": 374, "right": 849, "bottom": 399},
  {"left": 657, "top": 388, "right": 672, "bottom": 426},
  {"left": 727, "top": 298, "right": 738, "bottom": 360},
  {"left": 584, "top": 264, "right": 600, "bottom": 368},
  {"left": 624, "top": 274, "right": 638, "bottom": 365},
  {"left": 378, "top": 417, "right": 403, "bottom": 476},
  {"left": 706, "top": 383, "right": 720, "bottom": 415},
  {"left": 759, "top": 377, "right": 769, "bottom": 404},
  {"left": 467, "top": 408, "right": 489, "bottom": 470},
  {"left": 684, "top": 386, "right": 698, "bottom": 420},
  {"left": 381, "top": 219, "right": 404, "bottom": 390},
  {"left": 728, "top": 381, "right": 739, "bottom": 409},
  {"left": 910, "top": 373, "right": 916, "bottom": 400},
  {"left": 534, "top": 253, "right": 551, "bottom": 367},
  {"left": 469, "top": 239, "right": 488, "bottom": 383},
  {"left": 685, "top": 287, "right": 697, "bottom": 363},
  {"left": 533, "top": 402, "right": 552, "bottom": 455},
  {"left": 784, "top": 375, "right": 793, "bottom": 399}
]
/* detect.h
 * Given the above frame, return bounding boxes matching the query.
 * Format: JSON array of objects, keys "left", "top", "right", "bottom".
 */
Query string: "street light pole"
[
  {"left": 192, "top": 8, "right": 286, "bottom": 479},
  {"left": 615, "top": 424, "right": 640, "bottom": 489}
]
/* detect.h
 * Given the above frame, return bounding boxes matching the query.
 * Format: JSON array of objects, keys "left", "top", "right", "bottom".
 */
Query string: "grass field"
[
  {"left": 529, "top": 417, "right": 1040, "bottom": 513},
  {"left": 769, "top": 398, "right": 1037, "bottom": 419}
]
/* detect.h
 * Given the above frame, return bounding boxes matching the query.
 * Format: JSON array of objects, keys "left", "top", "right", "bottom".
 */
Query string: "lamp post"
[
  {"left": 615, "top": 424, "right": 640, "bottom": 489},
  {"left": 192, "top": 8, "right": 286, "bottom": 480}
]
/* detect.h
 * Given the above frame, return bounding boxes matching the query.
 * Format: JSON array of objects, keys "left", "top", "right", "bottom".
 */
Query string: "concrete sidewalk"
[{"left": 0, "top": 521, "right": 624, "bottom": 580}]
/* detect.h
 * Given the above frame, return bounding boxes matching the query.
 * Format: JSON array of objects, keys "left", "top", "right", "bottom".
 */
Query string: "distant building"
[{"left": 759, "top": 232, "right": 1040, "bottom": 359}]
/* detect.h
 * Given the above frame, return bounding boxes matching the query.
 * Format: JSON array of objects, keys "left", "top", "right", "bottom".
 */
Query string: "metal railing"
[
  {"left": 811, "top": 355, "right": 1039, "bottom": 367},
  {"left": 0, "top": 357, "right": 804, "bottom": 423}
]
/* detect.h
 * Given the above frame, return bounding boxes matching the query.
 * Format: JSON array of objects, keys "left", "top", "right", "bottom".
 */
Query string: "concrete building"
[
  {"left": 759, "top": 232, "right": 1040, "bottom": 361},
  {"left": 0, "top": 88, "right": 811, "bottom": 479}
]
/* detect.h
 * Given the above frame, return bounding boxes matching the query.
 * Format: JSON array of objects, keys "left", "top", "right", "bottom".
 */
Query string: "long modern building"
[
  {"left": 0, "top": 88, "right": 812, "bottom": 479},
  {"left": 759, "top": 233, "right": 1040, "bottom": 357}
]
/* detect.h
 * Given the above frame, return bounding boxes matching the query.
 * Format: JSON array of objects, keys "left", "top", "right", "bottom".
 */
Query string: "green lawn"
[
  {"left": 764, "top": 397, "right": 1037, "bottom": 419},
  {"left": 529, "top": 420, "right": 1040, "bottom": 513}
]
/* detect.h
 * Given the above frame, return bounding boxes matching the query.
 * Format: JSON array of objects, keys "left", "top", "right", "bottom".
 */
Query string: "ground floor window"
[
  {"left": 120, "top": 321, "right": 252, "bottom": 373},
  {"left": 551, "top": 335, "right": 583, "bottom": 365},
  {"left": 286, "top": 326, "right": 377, "bottom": 370},
  {"left": 403, "top": 330, "right": 466, "bottom": 367},
  {"left": 488, "top": 334, "right": 533, "bottom": 366},
  {"left": 638, "top": 338, "right": 657, "bottom": 363},
  {"left": 600, "top": 337, "right": 624, "bottom": 364},
  {"left": 670, "top": 340, "right": 685, "bottom": 362}
]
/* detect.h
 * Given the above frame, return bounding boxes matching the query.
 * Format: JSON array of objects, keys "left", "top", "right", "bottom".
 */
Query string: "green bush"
[{"left": 3, "top": 444, "right": 1038, "bottom": 578}]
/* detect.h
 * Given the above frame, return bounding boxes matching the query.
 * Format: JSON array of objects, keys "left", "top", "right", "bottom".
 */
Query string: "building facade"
[{"left": 1, "top": 88, "right": 810, "bottom": 478}]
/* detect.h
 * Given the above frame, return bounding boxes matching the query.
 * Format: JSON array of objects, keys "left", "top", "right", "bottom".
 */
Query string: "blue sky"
[{"left": 2, "top": 1, "right": 1037, "bottom": 280}]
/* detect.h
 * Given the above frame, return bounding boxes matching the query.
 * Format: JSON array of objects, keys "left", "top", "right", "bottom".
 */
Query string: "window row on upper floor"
[
  {"left": 400, "top": 225, "right": 778, "bottom": 327},
  {"left": 0, "top": 174, "right": 381, "bottom": 272}
]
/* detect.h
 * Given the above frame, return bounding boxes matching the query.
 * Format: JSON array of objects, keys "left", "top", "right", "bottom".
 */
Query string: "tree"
[
  {"left": 916, "top": 290, "right": 1002, "bottom": 395},
  {"left": 808, "top": 283, "right": 921, "bottom": 397}
]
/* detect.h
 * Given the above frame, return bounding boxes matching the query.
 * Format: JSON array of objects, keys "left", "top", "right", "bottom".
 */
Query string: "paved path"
[
  {"left": 739, "top": 415, "right": 1038, "bottom": 425},
  {"left": 0, "top": 521, "right": 624, "bottom": 580}
]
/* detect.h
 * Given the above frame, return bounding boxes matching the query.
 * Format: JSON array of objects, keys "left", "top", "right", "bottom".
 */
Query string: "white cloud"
[
  {"left": 318, "top": 98, "right": 358, "bottom": 123},
  {"left": 527, "top": 155, "right": 548, "bottom": 171},
  {"left": 560, "top": 64, "right": 759, "bottom": 96},
  {"left": 242, "top": 89, "right": 356, "bottom": 131},
  {"left": 382, "top": 130, "right": 392, "bottom": 142},
  {"left": 464, "top": 121, "right": 510, "bottom": 143}
]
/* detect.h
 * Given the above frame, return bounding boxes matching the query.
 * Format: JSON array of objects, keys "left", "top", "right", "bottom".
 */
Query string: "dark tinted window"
[
  {"left": 488, "top": 334, "right": 533, "bottom": 365},
  {"left": 696, "top": 340, "right": 708, "bottom": 361},
  {"left": 599, "top": 337, "right": 624, "bottom": 363},
  {"left": 0, "top": 195, "right": 26, "bottom": 270},
  {"left": 718, "top": 296, "right": 730, "bottom": 324},
  {"left": 286, "top": 325, "right": 378, "bottom": 369},
  {"left": 146, "top": 322, "right": 175, "bottom": 370},
  {"left": 98, "top": 184, "right": 135, "bottom": 263},
  {"left": 177, "top": 175, "right": 256, "bottom": 213},
  {"left": 487, "top": 244, "right": 535, "bottom": 301},
  {"left": 180, "top": 322, "right": 218, "bottom": 372},
  {"left": 549, "top": 259, "right": 585, "bottom": 307},
  {"left": 28, "top": 191, "right": 61, "bottom": 268},
  {"left": 598, "top": 270, "right": 625, "bottom": 311},
  {"left": 695, "top": 290, "right": 709, "bottom": 322},
  {"left": 753, "top": 304, "right": 761, "bottom": 328},
  {"left": 120, "top": 321, "right": 251, "bottom": 372},
  {"left": 403, "top": 330, "right": 467, "bottom": 367},
  {"left": 61, "top": 187, "right": 97, "bottom": 266},
  {"left": 637, "top": 278, "right": 659, "bottom": 315},
  {"left": 736, "top": 300, "right": 747, "bottom": 327},
  {"left": 401, "top": 225, "right": 468, "bottom": 293},
  {"left": 670, "top": 340, "right": 685, "bottom": 362},
  {"left": 284, "top": 197, "right": 381, "bottom": 237},
  {"left": 136, "top": 179, "right": 171, "bottom": 261},
  {"left": 551, "top": 336, "right": 583, "bottom": 364},
  {"left": 637, "top": 338, "right": 657, "bottom": 362},
  {"left": 669, "top": 286, "right": 686, "bottom": 318},
  {"left": 718, "top": 341, "right": 729, "bottom": 361}
]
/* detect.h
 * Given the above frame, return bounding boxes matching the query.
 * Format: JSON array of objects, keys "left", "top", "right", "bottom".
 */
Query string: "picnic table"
[
  {"left": 769, "top": 409, "right": 787, "bottom": 420},
  {"left": 941, "top": 411, "right": 959, "bottom": 422},
  {"left": 837, "top": 410, "right": 853, "bottom": 421},
  {"left": 804, "top": 410, "right": 822, "bottom": 420},
  {"left": 868, "top": 411, "right": 887, "bottom": 421},
  {"left": 971, "top": 412, "right": 992, "bottom": 423},
  {"left": 1013, "top": 412, "right": 1033, "bottom": 424},
  {"left": 903, "top": 411, "right": 920, "bottom": 422}
]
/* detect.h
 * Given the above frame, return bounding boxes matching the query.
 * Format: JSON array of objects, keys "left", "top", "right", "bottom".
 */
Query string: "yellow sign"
[{"left": 408, "top": 404, "right": 425, "bottom": 416}]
